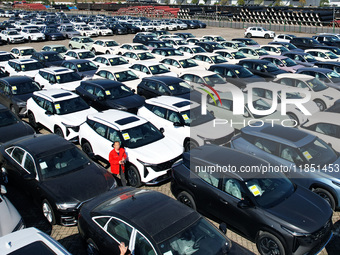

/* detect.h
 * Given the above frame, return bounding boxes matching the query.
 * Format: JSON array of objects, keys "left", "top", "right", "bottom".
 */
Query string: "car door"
[
  {"left": 140, "top": 80, "right": 159, "bottom": 98},
  {"left": 21, "top": 152, "right": 40, "bottom": 199},
  {"left": 0, "top": 81, "right": 11, "bottom": 108},
  {"left": 89, "top": 121, "right": 110, "bottom": 159},
  {"left": 39, "top": 99, "right": 57, "bottom": 132},
  {"left": 131, "top": 231, "right": 157, "bottom": 255},
  {"left": 80, "top": 84, "right": 96, "bottom": 105}
]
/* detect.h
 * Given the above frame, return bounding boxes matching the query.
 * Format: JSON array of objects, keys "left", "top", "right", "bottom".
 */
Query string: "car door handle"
[
  {"left": 219, "top": 198, "right": 228, "bottom": 204},
  {"left": 190, "top": 182, "right": 197, "bottom": 187}
]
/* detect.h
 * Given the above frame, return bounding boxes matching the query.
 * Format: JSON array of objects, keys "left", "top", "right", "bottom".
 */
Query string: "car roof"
[
  {"left": 146, "top": 96, "right": 197, "bottom": 111},
  {"left": 210, "top": 63, "right": 242, "bottom": 69},
  {"left": 193, "top": 53, "right": 219, "bottom": 57},
  {"left": 33, "top": 89, "right": 78, "bottom": 102},
  {"left": 261, "top": 55, "right": 286, "bottom": 59},
  {"left": 142, "top": 75, "right": 183, "bottom": 83},
  {"left": 305, "top": 49, "right": 330, "bottom": 53},
  {"left": 81, "top": 79, "right": 124, "bottom": 89},
  {"left": 317, "top": 61, "right": 340, "bottom": 66},
  {"left": 63, "top": 59, "right": 91, "bottom": 64},
  {"left": 239, "top": 59, "right": 271, "bottom": 64},
  {"left": 67, "top": 49, "right": 91, "bottom": 53},
  {"left": 41, "top": 67, "right": 72, "bottom": 74},
  {"left": 9, "top": 58, "right": 38, "bottom": 64},
  {"left": 37, "top": 51, "right": 59, "bottom": 55},
  {"left": 0, "top": 76, "right": 33, "bottom": 84},
  {"left": 297, "top": 67, "right": 332, "bottom": 73},
  {"left": 181, "top": 70, "right": 216, "bottom": 77},
  {"left": 95, "top": 54, "right": 121, "bottom": 59},
  {"left": 95, "top": 39, "right": 117, "bottom": 42},
  {"left": 275, "top": 73, "right": 314, "bottom": 80},
  {"left": 12, "top": 47, "right": 34, "bottom": 50},
  {"left": 132, "top": 60, "right": 161, "bottom": 66},
  {"left": 97, "top": 66, "right": 131, "bottom": 72},
  {"left": 241, "top": 122, "right": 314, "bottom": 147},
  {"left": 43, "top": 44, "right": 65, "bottom": 48},
  {"left": 87, "top": 109, "right": 147, "bottom": 130}
]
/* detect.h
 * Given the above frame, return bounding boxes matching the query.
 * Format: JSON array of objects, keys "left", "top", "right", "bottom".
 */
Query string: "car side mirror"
[
  {"left": 106, "top": 63, "right": 110, "bottom": 66},
  {"left": 23, "top": 172, "right": 36, "bottom": 181},
  {"left": 219, "top": 222, "right": 227, "bottom": 235},
  {"left": 132, "top": 89, "right": 136, "bottom": 93},
  {"left": 328, "top": 142, "right": 333, "bottom": 148},
  {"left": 40, "top": 85, "right": 44, "bottom": 89},
  {"left": 168, "top": 67, "right": 171, "bottom": 70},
  {"left": 0, "top": 185, "right": 6, "bottom": 195},
  {"left": 173, "top": 122, "right": 183, "bottom": 127},
  {"left": 237, "top": 199, "right": 253, "bottom": 209},
  {"left": 45, "top": 110, "right": 53, "bottom": 115},
  {"left": 63, "top": 56, "right": 66, "bottom": 59},
  {"left": 160, "top": 127, "right": 165, "bottom": 133}
]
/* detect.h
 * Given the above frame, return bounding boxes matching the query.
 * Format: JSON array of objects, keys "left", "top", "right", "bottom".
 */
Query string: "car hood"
[
  {"left": 264, "top": 186, "right": 332, "bottom": 234},
  {"left": 59, "top": 107, "right": 97, "bottom": 126},
  {"left": 106, "top": 95, "right": 145, "bottom": 110},
  {"left": 0, "top": 195, "right": 21, "bottom": 237},
  {"left": 0, "top": 121, "right": 34, "bottom": 143},
  {"left": 41, "top": 163, "right": 114, "bottom": 204}
]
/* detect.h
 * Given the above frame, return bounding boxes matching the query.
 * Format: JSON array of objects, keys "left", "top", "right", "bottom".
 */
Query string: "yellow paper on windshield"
[
  {"left": 180, "top": 61, "right": 184, "bottom": 65},
  {"left": 77, "top": 64, "right": 81, "bottom": 68},
  {"left": 45, "top": 56, "right": 48, "bottom": 59},
  {"left": 115, "top": 74, "right": 120, "bottom": 78},
  {"left": 105, "top": 90, "right": 111, "bottom": 95},
  {"left": 150, "top": 67, "right": 154, "bottom": 70},
  {"left": 308, "top": 82, "right": 314, "bottom": 88},
  {"left": 79, "top": 53, "right": 82, "bottom": 56},
  {"left": 169, "top": 86, "right": 174, "bottom": 90},
  {"left": 328, "top": 74, "right": 332, "bottom": 79},
  {"left": 21, "top": 65, "right": 25, "bottom": 69},
  {"left": 303, "top": 151, "right": 313, "bottom": 160},
  {"left": 56, "top": 76, "right": 60, "bottom": 80},
  {"left": 40, "top": 162, "right": 47, "bottom": 169},
  {"left": 53, "top": 48, "right": 56, "bottom": 51},
  {"left": 138, "top": 54, "right": 142, "bottom": 58},
  {"left": 55, "top": 104, "right": 60, "bottom": 109},
  {"left": 264, "top": 65, "right": 267, "bottom": 68},
  {"left": 20, "top": 51, "right": 24, "bottom": 54},
  {"left": 12, "top": 86, "right": 17, "bottom": 90},
  {"left": 235, "top": 70, "right": 240, "bottom": 74},
  {"left": 182, "top": 114, "right": 189, "bottom": 120},
  {"left": 110, "top": 59, "right": 114, "bottom": 62},
  {"left": 122, "top": 133, "right": 130, "bottom": 140},
  {"left": 249, "top": 185, "right": 261, "bottom": 196},
  {"left": 282, "top": 60, "right": 286, "bottom": 64}
]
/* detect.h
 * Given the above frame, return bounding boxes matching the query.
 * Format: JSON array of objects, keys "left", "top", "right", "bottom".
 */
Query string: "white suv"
[
  {"left": 0, "top": 30, "right": 24, "bottom": 44},
  {"left": 5, "top": 59, "right": 44, "bottom": 78},
  {"left": 138, "top": 96, "right": 234, "bottom": 151},
  {"left": 244, "top": 27, "right": 275, "bottom": 39},
  {"left": 27, "top": 89, "right": 97, "bottom": 141},
  {"left": 78, "top": 109, "right": 183, "bottom": 187},
  {"left": 20, "top": 28, "right": 45, "bottom": 42},
  {"left": 35, "top": 67, "right": 82, "bottom": 91}
]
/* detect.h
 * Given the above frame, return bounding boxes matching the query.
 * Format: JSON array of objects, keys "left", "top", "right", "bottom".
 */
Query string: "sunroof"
[
  {"left": 55, "top": 69, "right": 69, "bottom": 72},
  {"left": 173, "top": 101, "right": 191, "bottom": 108},
  {"left": 262, "top": 125, "right": 307, "bottom": 142},
  {"left": 52, "top": 92, "right": 72, "bottom": 98},
  {"left": 116, "top": 116, "right": 140, "bottom": 125}
]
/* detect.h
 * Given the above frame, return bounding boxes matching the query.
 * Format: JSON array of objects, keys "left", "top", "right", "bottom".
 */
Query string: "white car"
[
  {"left": 135, "top": 22, "right": 154, "bottom": 32},
  {"left": 220, "top": 41, "right": 247, "bottom": 50},
  {"left": 238, "top": 47, "right": 269, "bottom": 59},
  {"left": 274, "top": 73, "right": 340, "bottom": 111},
  {"left": 130, "top": 61, "right": 177, "bottom": 78},
  {"left": 161, "top": 38, "right": 188, "bottom": 48},
  {"left": 299, "top": 112, "right": 340, "bottom": 151},
  {"left": 0, "top": 30, "right": 24, "bottom": 44},
  {"left": 177, "top": 45, "right": 207, "bottom": 57},
  {"left": 20, "top": 28, "right": 45, "bottom": 42},
  {"left": 75, "top": 26, "right": 97, "bottom": 37},
  {"left": 92, "top": 55, "right": 130, "bottom": 68},
  {"left": 35, "top": 67, "right": 82, "bottom": 91},
  {"left": 203, "top": 35, "right": 226, "bottom": 42},
  {"left": 10, "top": 47, "right": 36, "bottom": 59},
  {"left": 273, "top": 34, "right": 296, "bottom": 43},
  {"left": 27, "top": 89, "right": 97, "bottom": 140},
  {"left": 93, "top": 26, "right": 113, "bottom": 36},
  {"left": 115, "top": 43, "right": 149, "bottom": 55},
  {"left": 94, "top": 66, "right": 142, "bottom": 90},
  {"left": 0, "top": 52, "right": 16, "bottom": 68},
  {"left": 261, "top": 45, "right": 290, "bottom": 56},
  {"left": 0, "top": 227, "right": 71, "bottom": 255},
  {"left": 64, "top": 49, "right": 95, "bottom": 60},
  {"left": 5, "top": 59, "right": 44, "bottom": 78},
  {"left": 121, "top": 50, "right": 156, "bottom": 63},
  {"left": 170, "top": 20, "right": 187, "bottom": 30},
  {"left": 214, "top": 49, "right": 247, "bottom": 64},
  {"left": 91, "top": 39, "right": 120, "bottom": 54},
  {"left": 191, "top": 53, "right": 228, "bottom": 69},
  {"left": 244, "top": 82, "right": 320, "bottom": 125},
  {"left": 0, "top": 185, "right": 24, "bottom": 238},
  {"left": 160, "top": 56, "right": 205, "bottom": 76},
  {"left": 78, "top": 109, "right": 183, "bottom": 187},
  {"left": 245, "top": 27, "right": 275, "bottom": 39},
  {"left": 138, "top": 96, "right": 234, "bottom": 151},
  {"left": 305, "top": 49, "right": 340, "bottom": 62}
]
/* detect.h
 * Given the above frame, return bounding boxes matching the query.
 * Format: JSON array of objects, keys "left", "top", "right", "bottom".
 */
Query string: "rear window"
[{"left": 9, "top": 241, "right": 57, "bottom": 255}]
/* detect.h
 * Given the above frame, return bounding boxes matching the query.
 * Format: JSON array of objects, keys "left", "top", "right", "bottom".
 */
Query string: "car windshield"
[
  {"left": 245, "top": 39, "right": 258, "bottom": 46},
  {"left": 285, "top": 43, "right": 298, "bottom": 50},
  {"left": 168, "top": 81, "right": 193, "bottom": 95},
  {"left": 329, "top": 36, "right": 340, "bottom": 42},
  {"left": 104, "top": 84, "right": 133, "bottom": 99},
  {"left": 28, "top": 29, "right": 40, "bottom": 33},
  {"left": 192, "top": 47, "right": 206, "bottom": 53},
  {"left": 80, "top": 38, "right": 94, "bottom": 43},
  {"left": 325, "top": 51, "right": 339, "bottom": 59},
  {"left": 159, "top": 218, "right": 228, "bottom": 255},
  {"left": 21, "top": 49, "right": 36, "bottom": 56},
  {"left": 281, "top": 57, "right": 297, "bottom": 67},
  {"left": 215, "top": 36, "right": 225, "bottom": 42},
  {"left": 83, "top": 27, "right": 91, "bottom": 31},
  {"left": 180, "top": 59, "right": 198, "bottom": 68},
  {"left": 304, "top": 53, "right": 317, "bottom": 62},
  {"left": 105, "top": 41, "right": 119, "bottom": 47},
  {"left": 255, "top": 49, "right": 268, "bottom": 56},
  {"left": 203, "top": 74, "right": 226, "bottom": 86},
  {"left": 56, "top": 72, "right": 82, "bottom": 83},
  {"left": 11, "top": 81, "right": 40, "bottom": 95},
  {"left": 76, "top": 61, "right": 97, "bottom": 71},
  {"left": 230, "top": 52, "right": 245, "bottom": 59},
  {"left": 21, "top": 62, "right": 44, "bottom": 71},
  {"left": 234, "top": 67, "right": 253, "bottom": 78},
  {"left": 138, "top": 52, "right": 155, "bottom": 60},
  {"left": 78, "top": 51, "right": 95, "bottom": 59},
  {"left": 38, "top": 146, "right": 90, "bottom": 180},
  {"left": 264, "top": 62, "right": 280, "bottom": 72},
  {"left": 245, "top": 174, "right": 295, "bottom": 208},
  {"left": 278, "top": 46, "right": 289, "bottom": 53},
  {"left": 211, "top": 55, "right": 227, "bottom": 64},
  {"left": 0, "top": 109, "right": 18, "bottom": 127},
  {"left": 108, "top": 57, "right": 128, "bottom": 66},
  {"left": 52, "top": 46, "right": 68, "bottom": 53},
  {"left": 8, "top": 31, "right": 19, "bottom": 35},
  {"left": 44, "top": 53, "right": 63, "bottom": 61},
  {"left": 121, "top": 122, "right": 163, "bottom": 148},
  {"left": 65, "top": 28, "right": 76, "bottom": 32},
  {"left": 46, "top": 28, "right": 58, "bottom": 33},
  {"left": 307, "top": 78, "right": 328, "bottom": 92},
  {"left": 0, "top": 54, "right": 15, "bottom": 61},
  {"left": 54, "top": 96, "right": 89, "bottom": 115},
  {"left": 180, "top": 105, "right": 214, "bottom": 127},
  {"left": 211, "top": 43, "right": 224, "bottom": 50},
  {"left": 235, "top": 42, "right": 246, "bottom": 48},
  {"left": 330, "top": 47, "right": 340, "bottom": 55},
  {"left": 149, "top": 64, "right": 169, "bottom": 74},
  {"left": 115, "top": 70, "right": 139, "bottom": 82},
  {"left": 134, "top": 45, "right": 148, "bottom": 50}
]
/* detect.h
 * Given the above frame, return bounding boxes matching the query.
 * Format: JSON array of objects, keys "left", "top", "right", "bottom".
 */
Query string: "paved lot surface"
[{"left": 2, "top": 23, "right": 340, "bottom": 255}]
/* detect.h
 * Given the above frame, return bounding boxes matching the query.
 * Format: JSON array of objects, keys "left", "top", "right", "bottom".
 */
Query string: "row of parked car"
[{"left": 0, "top": 23, "right": 340, "bottom": 254}]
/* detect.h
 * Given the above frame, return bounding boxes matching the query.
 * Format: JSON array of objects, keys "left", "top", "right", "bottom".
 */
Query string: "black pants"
[{"left": 119, "top": 165, "right": 127, "bottom": 187}]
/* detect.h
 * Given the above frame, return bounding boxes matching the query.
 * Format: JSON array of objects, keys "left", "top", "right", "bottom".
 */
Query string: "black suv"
[{"left": 290, "top": 37, "right": 324, "bottom": 50}]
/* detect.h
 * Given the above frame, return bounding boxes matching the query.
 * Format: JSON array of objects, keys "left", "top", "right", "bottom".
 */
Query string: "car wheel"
[
  {"left": 184, "top": 139, "right": 198, "bottom": 152},
  {"left": 287, "top": 113, "right": 299, "bottom": 126},
  {"left": 42, "top": 199, "right": 56, "bottom": 225},
  {"left": 246, "top": 33, "right": 252, "bottom": 38},
  {"left": 87, "top": 239, "right": 99, "bottom": 255},
  {"left": 28, "top": 111, "right": 38, "bottom": 129},
  {"left": 313, "top": 188, "right": 336, "bottom": 210},
  {"left": 82, "top": 141, "right": 93, "bottom": 156},
  {"left": 126, "top": 164, "right": 141, "bottom": 187},
  {"left": 54, "top": 126, "right": 64, "bottom": 138},
  {"left": 106, "top": 50, "right": 110, "bottom": 54},
  {"left": 256, "top": 232, "right": 285, "bottom": 255},
  {"left": 314, "top": 99, "right": 326, "bottom": 111},
  {"left": 10, "top": 105, "right": 17, "bottom": 115},
  {"left": 177, "top": 191, "right": 196, "bottom": 210},
  {"left": 69, "top": 44, "right": 73, "bottom": 49},
  {"left": 264, "top": 34, "right": 270, "bottom": 39}
]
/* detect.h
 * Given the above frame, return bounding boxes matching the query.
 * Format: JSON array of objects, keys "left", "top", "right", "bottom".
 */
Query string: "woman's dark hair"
[{"left": 112, "top": 141, "right": 121, "bottom": 147}]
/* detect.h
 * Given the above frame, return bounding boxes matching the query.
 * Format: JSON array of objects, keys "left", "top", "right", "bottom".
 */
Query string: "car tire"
[
  {"left": 313, "top": 188, "right": 336, "bottom": 210},
  {"left": 314, "top": 99, "right": 326, "bottom": 111},
  {"left": 69, "top": 44, "right": 73, "bottom": 49},
  {"left": 177, "top": 191, "right": 196, "bottom": 210},
  {"left": 184, "top": 139, "right": 199, "bottom": 152},
  {"left": 87, "top": 239, "right": 99, "bottom": 255},
  {"left": 264, "top": 34, "right": 270, "bottom": 39},
  {"left": 256, "top": 232, "right": 285, "bottom": 255},
  {"left": 28, "top": 111, "right": 38, "bottom": 129},
  {"left": 54, "top": 126, "right": 64, "bottom": 138},
  {"left": 287, "top": 113, "right": 299, "bottom": 126},
  {"left": 42, "top": 199, "right": 56, "bottom": 225},
  {"left": 126, "top": 164, "right": 141, "bottom": 187},
  {"left": 246, "top": 33, "right": 252, "bottom": 38},
  {"left": 82, "top": 141, "right": 93, "bottom": 156}
]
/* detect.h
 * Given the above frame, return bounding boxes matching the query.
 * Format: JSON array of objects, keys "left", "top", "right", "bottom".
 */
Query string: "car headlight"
[
  {"left": 61, "top": 122, "right": 80, "bottom": 132},
  {"left": 282, "top": 226, "right": 310, "bottom": 237},
  {"left": 56, "top": 202, "right": 78, "bottom": 210},
  {"left": 323, "top": 95, "right": 334, "bottom": 100}
]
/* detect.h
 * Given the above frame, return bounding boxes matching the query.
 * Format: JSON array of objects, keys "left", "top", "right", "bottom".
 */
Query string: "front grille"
[
  {"left": 150, "top": 155, "right": 182, "bottom": 172},
  {"left": 311, "top": 219, "right": 332, "bottom": 242}
]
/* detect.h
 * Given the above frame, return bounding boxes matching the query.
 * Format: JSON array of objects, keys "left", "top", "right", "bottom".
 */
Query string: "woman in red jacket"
[{"left": 109, "top": 141, "right": 127, "bottom": 186}]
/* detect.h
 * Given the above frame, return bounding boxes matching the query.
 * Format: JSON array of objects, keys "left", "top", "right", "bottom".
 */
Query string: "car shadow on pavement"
[
  {"left": 229, "top": 242, "right": 256, "bottom": 255},
  {"left": 57, "top": 234, "right": 87, "bottom": 255}
]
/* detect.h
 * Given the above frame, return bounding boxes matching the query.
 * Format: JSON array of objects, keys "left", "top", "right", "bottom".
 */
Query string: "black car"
[
  {"left": 315, "top": 61, "right": 340, "bottom": 73},
  {"left": 132, "top": 34, "right": 158, "bottom": 45},
  {"left": 0, "top": 134, "right": 116, "bottom": 226},
  {"left": 174, "top": 32, "right": 195, "bottom": 40},
  {"left": 78, "top": 187, "right": 231, "bottom": 255},
  {"left": 171, "top": 145, "right": 333, "bottom": 255},
  {"left": 209, "top": 64, "right": 265, "bottom": 88},
  {"left": 192, "top": 20, "right": 207, "bottom": 28},
  {"left": 137, "top": 76, "right": 201, "bottom": 102},
  {"left": 282, "top": 52, "right": 318, "bottom": 67},
  {"left": 317, "top": 45, "right": 340, "bottom": 56},
  {"left": 120, "top": 22, "right": 140, "bottom": 34},
  {"left": 0, "top": 76, "right": 41, "bottom": 116},
  {"left": 153, "top": 30, "right": 170, "bottom": 37},
  {"left": 290, "top": 37, "right": 324, "bottom": 50},
  {"left": 313, "top": 35, "right": 340, "bottom": 47},
  {"left": 0, "top": 103, "right": 35, "bottom": 144},
  {"left": 76, "top": 79, "right": 145, "bottom": 113},
  {"left": 31, "top": 51, "right": 64, "bottom": 67},
  {"left": 296, "top": 67, "right": 340, "bottom": 90},
  {"left": 0, "top": 66, "right": 9, "bottom": 78},
  {"left": 195, "top": 42, "right": 225, "bottom": 53},
  {"left": 151, "top": 47, "right": 183, "bottom": 58},
  {"left": 268, "top": 41, "right": 303, "bottom": 52},
  {"left": 107, "top": 23, "right": 128, "bottom": 35},
  {"left": 41, "top": 26, "right": 65, "bottom": 41},
  {"left": 61, "top": 59, "right": 98, "bottom": 78},
  {"left": 238, "top": 59, "right": 287, "bottom": 80},
  {"left": 181, "top": 20, "right": 199, "bottom": 29},
  {"left": 232, "top": 38, "right": 260, "bottom": 47}
]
